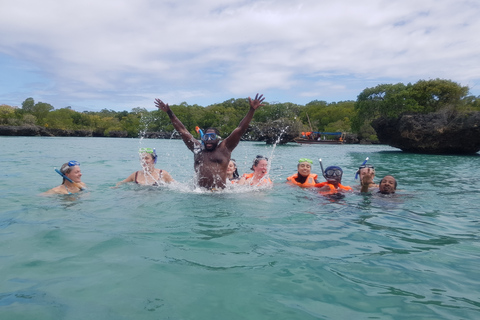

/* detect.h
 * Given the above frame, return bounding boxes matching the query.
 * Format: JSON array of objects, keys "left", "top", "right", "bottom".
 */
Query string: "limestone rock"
[{"left": 371, "top": 111, "right": 480, "bottom": 154}]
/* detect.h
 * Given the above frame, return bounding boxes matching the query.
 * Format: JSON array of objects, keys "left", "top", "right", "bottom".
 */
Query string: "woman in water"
[
  {"left": 44, "top": 160, "right": 86, "bottom": 194},
  {"left": 237, "top": 155, "right": 272, "bottom": 186},
  {"left": 226, "top": 159, "right": 240, "bottom": 183},
  {"left": 116, "top": 148, "right": 174, "bottom": 187},
  {"left": 286, "top": 158, "right": 319, "bottom": 187}
]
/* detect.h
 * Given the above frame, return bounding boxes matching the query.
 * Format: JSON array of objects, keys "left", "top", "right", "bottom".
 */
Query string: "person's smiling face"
[
  {"left": 379, "top": 175, "right": 396, "bottom": 194},
  {"left": 298, "top": 162, "right": 312, "bottom": 176}
]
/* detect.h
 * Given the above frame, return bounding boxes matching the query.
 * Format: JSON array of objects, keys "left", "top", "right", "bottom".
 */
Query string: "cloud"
[{"left": 1, "top": 0, "right": 479, "bottom": 110}]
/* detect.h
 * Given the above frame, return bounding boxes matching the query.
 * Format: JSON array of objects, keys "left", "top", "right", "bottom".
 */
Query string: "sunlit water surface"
[{"left": 1, "top": 137, "right": 479, "bottom": 320}]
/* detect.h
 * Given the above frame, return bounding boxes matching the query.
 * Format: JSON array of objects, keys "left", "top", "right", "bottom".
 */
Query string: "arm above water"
[
  {"left": 161, "top": 170, "right": 174, "bottom": 183},
  {"left": 154, "top": 98, "right": 200, "bottom": 152},
  {"left": 223, "top": 94, "right": 265, "bottom": 152},
  {"left": 114, "top": 171, "right": 136, "bottom": 187}
]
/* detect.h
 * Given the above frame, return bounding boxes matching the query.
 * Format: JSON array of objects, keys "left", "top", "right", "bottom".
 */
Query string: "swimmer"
[
  {"left": 357, "top": 164, "right": 378, "bottom": 193},
  {"left": 286, "top": 158, "right": 319, "bottom": 187},
  {"left": 154, "top": 94, "right": 265, "bottom": 189},
  {"left": 115, "top": 148, "right": 173, "bottom": 187},
  {"left": 43, "top": 161, "right": 86, "bottom": 195},
  {"left": 315, "top": 165, "right": 352, "bottom": 193},
  {"left": 237, "top": 155, "right": 272, "bottom": 186},
  {"left": 226, "top": 159, "right": 240, "bottom": 182},
  {"left": 378, "top": 175, "right": 397, "bottom": 194}
]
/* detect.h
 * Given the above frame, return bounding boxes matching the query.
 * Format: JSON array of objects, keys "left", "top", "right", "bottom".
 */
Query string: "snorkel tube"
[
  {"left": 55, "top": 168, "right": 84, "bottom": 191},
  {"left": 195, "top": 126, "right": 204, "bottom": 139},
  {"left": 354, "top": 157, "right": 369, "bottom": 180},
  {"left": 318, "top": 158, "right": 326, "bottom": 179}
]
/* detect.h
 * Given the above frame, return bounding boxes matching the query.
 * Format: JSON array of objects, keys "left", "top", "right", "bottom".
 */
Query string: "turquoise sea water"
[{"left": 1, "top": 136, "right": 479, "bottom": 320}]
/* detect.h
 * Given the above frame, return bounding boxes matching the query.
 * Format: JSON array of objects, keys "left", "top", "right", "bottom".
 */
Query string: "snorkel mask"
[
  {"left": 318, "top": 159, "right": 342, "bottom": 182},
  {"left": 298, "top": 158, "right": 313, "bottom": 165},
  {"left": 202, "top": 132, "right": 218, "bottom": 142},
  {"left": 324, "top": 166, "right": 343, "bottom": 183},
  {"left": 354, "top": 157, "right": 371, "bottom": 180},
  {"left": 139, "top": 147, "right": 157, "bottom": 164},
  {"left": 60, "top": 160, "right": 80, "bottom": 174}
]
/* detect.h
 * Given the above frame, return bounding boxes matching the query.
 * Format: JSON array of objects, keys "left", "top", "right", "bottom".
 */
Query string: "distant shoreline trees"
[{"left": 1, "top": 79, "right": 479, "bottom": 141}]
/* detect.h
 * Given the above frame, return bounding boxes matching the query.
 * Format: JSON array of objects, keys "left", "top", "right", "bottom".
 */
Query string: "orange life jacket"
[
  {"left": 314, "top": 182, "right": 352, "bottom": 194},
  {"left": 286, "top": 173, "right": 318, "bottom": 187},
  {"left": 243, "top": 173, "right": 272, "bottom": 186}
]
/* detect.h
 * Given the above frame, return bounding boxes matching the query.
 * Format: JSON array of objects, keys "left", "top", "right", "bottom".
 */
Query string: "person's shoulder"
[{"left": 43, "top": 185, "right": 66, "bottom": 195}]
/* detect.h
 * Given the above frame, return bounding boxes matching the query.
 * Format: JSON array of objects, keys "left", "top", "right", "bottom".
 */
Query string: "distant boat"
[{"left": 294, "top": 132, "right": 345, "bottom": 144}]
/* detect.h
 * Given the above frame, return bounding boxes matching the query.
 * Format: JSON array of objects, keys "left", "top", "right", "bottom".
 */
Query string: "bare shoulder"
[{"left": 42, "top": 185, "right": 67, "bottom": 195}]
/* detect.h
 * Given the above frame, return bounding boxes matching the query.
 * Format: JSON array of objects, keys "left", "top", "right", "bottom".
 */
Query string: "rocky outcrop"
[
  {"left": 371, "top": 111, "right": 480, "bottom": 154},
  {"left": 248, "top": 119, "right": 303, "bottom": 144}
]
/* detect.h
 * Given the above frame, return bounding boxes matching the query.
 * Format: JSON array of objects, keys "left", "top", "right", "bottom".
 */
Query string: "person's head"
[
  {"left": 60, "top": 160, "right": 82, "bottom": 184},
  {"left": 227, "top": 159, "right": 239, "bottom": 179},
  {"left": 379, "top": 175, "right": 397, "bottom": 194},
  {"left": 324, "top": 165, "right": 343, "bottom": 185},
  {"left": 139, "top": 148, "right": 157, "bottom": 168},
  {"left": 202, "top": 128, "right": 221, "bottom": 151},
  {"left": 357, "top": 164, "right": 375, "bottom": 183},
  {"left": 297, "top": 158, "right": 313, "bottom": 177},
  {"left": 251, "top": 155, "right": 268, "bottom": 176}
]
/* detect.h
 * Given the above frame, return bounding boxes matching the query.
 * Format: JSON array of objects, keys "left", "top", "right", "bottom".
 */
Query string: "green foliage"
[
  {"left": 0, "top": 105, "right": 16, "bottom": 124},
  {"left": 21, "top": 98, "right": 35, "bottom": 113},
  {"left": 352, "top": 79, "right": 472, "bottom": 132},
  {"left": 3, "top": 80, "right": 478, "bottom": 139}
]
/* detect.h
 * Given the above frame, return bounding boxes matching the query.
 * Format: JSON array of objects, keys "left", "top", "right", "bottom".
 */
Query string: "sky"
[{"left": 1, "top": 0, "right": 479, "bottom": 112}]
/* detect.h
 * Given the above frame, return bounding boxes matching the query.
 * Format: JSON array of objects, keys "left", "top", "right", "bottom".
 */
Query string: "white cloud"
[{"left": 1, "top": 0, "right": 479, "bottom": 110}]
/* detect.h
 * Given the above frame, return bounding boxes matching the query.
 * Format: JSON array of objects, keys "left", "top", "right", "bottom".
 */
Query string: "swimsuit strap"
[
  {"left": 135, "top": 171, "right": 139, "bottom": 184},
  {"left": 64, "top": 184, "right": 73, "bottom": 195}
]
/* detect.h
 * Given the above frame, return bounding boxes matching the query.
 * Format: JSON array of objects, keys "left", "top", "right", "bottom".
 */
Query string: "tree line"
[{"left": 1, "top": 79, "right": 479, "bottom": 141}]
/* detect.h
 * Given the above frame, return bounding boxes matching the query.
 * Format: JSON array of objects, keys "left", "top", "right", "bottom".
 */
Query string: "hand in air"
[
  {"left": 361, "top": 169, "right": 375, "bottom": 185},
  {"left": 154, "top": 99, "right": 170, "bottom": 112},
  {"left": 248, "top": 94, "right": 265, "bottom": 110}
]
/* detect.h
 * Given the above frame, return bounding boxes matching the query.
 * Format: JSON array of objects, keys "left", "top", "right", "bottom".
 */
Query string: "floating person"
[
  {"left": 226, "top": 159, "right": 240, "bottom": 183},
  {"left": 154, "top": 94, "right": 265, "bottom": 189},
  {"left": 356, "top": 164, "right": 378, "bottom": 192},
  {"left": 237, "top": 155, "right": 273, "bottom": 187},
  {"left": 286, "top": 158, "right": 320, "bottom": 187},
  {"left": 378, "top": 175, "right": 397, "bottom": 194},
  {"left": 315, "top": 161, "right": 352, "bottom": 194},
  {"left": 115, "top": 148, "right": 174, "bottom": 187},
  {"left": 43, "top": 161, "right": 86, "bottom": 195}
]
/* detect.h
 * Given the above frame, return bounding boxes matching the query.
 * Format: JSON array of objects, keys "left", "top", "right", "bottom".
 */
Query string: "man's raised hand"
[
  {"left": 248, "top": 94, "right": 265, "bottom": 110},
  {"left": 154, "top": 99, "right": 170, "bottom": 112}
]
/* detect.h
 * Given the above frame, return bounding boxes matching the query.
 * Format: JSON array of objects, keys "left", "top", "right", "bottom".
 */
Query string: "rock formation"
[{"left": 371, "top": 111, "right": 480, "bottom": 154}]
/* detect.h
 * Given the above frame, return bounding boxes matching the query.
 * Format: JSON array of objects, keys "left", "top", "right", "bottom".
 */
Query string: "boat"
[{"left": 294, "top": 131, "right": 345, "bottom": 144}]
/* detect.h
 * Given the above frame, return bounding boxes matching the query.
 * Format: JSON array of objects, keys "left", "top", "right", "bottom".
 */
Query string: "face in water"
[
  {"left": 65, "top": 166, "right": 82, "bottom": 183},
  {"left": 298, "top": 161, "right": 312, "bottom": 177},
  {"left": 140, "top": 153, "right": 155, "bottom": 170},
  {"left": 254, "top": 159, "right": 268, "bottom": 176},
  {"left": 202, "top": 130, "right": 219, "bottom": 150},
  {"left": 227, "top": 160, "right": 236, "bottom": 175},
  {"left": 379, "top": 175, "right": 397, "bottom": 194}
]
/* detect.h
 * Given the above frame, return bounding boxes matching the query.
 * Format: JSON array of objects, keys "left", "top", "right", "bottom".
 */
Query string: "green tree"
[
  {"left": 32, "top": 102, "right": 54, "bottom": 125},
  {"left": 21, "top": 97, "right": 35, "bottom": 113},
  {"left": 409, "top": 79, "right": 469, "bottom": 113}
]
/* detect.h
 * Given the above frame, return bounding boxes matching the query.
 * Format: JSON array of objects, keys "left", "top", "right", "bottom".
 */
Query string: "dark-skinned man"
[{"left": 154, "top": 94, "right": 265, "bottom": 189}]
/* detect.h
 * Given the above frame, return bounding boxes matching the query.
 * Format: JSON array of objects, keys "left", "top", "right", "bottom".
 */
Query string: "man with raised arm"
[{"left": 154, "top": 94, "right": 265, "bottom": 189}]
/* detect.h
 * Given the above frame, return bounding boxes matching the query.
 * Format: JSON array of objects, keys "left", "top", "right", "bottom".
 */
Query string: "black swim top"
[{"left": 135, "top": 170, "right": 162, "bottom": 186}]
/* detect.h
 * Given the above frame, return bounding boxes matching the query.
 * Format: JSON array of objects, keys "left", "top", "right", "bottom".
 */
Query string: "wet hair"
[
  {"left": 230, "top": 159, "right": 240, "bottom": 179},
  {"left": 60, "top": 162, "right": 74, "bottom": 175},
  {"left": 60, "top": 163, "right": 75, "bottom": 184},
  {"left": 251, "top": 155, "right": 268, "bottom": 171}
]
